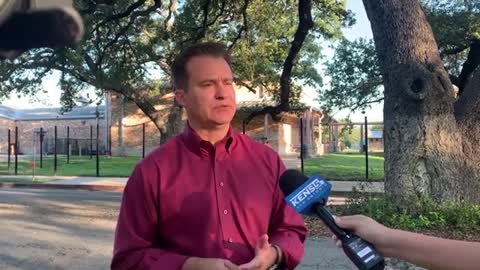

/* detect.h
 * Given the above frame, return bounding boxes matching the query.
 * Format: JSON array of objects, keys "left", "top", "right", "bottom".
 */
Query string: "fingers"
[
  {"left": 257, "top": 234, "right": 270, "bottom": 250},
  {"left": 224, "top": 260, "right": 240, "bottom": 270},
  {"left": 334, "top": 215, "right": 366, "bottom": 230},
  {"left": 331, "top": 235, "right": 342, "bottom": 248},
  {"left": 238, "top": 258, "right": 260, "bottom": 270}
]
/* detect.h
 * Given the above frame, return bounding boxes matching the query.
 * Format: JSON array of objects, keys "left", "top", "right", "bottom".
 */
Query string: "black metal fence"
[{"left": 321, "top": 117, "right": 385, "bottom": 180}]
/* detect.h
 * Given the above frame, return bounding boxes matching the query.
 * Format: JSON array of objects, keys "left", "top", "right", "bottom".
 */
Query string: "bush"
[{"left": 335, "top": 193, "right": 480, "bottom": 233}]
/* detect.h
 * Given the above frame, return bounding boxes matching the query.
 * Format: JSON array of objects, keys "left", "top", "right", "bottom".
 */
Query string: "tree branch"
[
  {"left": 457, "top": 39, "right": 480, "bottom": 95},
  {"left": 228, "top": 0, "right": 249, "bottom": 50},
  {"left": 180, "top": 0, "right": 227, "bottom": 45},
  {"left": 96, "top": 0, "right": 147, "bottom": 28},
  {"left": 350, "top": 97, "right": 384, "bottom": 112},
  {"left": 235, "top": 80, "right": 256, "bottom": 94},
  {"left": 440, "top": 44, "right": 469, "bottom": 57},
  {"left": 164, "top": 0, "right": 177, "bottom": 32},
  {"left": 245, "top": 106, "right": 284, "bottom": 123},
  {"left": 245, "top": 0, "right": 313, "bottom": 124},
  {"left": 95, "top": 0, "right": 162, "bottom": 67}
]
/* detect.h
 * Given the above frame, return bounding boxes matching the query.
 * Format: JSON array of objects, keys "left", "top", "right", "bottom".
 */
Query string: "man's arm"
[
  {"left": 387, "top": 228, "right": 480, "bottom": 270},
  {"left": 268, "top": 157, "right": 308, "bottom": 269},
  {"left": 111, "top": 164, "right": 189, "bottom": 270},
  {"left": 335, "top": 215, "right": 480, "bottom": 270}
]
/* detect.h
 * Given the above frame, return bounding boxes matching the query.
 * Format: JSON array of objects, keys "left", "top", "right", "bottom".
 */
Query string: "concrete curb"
[
  {"left": 0, "top": 182, "right": 124, "bottom": 192},
  {"left": 0, "top": 182, "right": 383, "bottom": 195},
  {"left": 330, "top": 190, "right": 383, "bottom": 197},
  {"left": 0, "top": 176, "right": 384, "bottom": 194}
]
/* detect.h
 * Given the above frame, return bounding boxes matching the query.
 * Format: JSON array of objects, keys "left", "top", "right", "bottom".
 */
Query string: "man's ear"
[{"left": 174, "top": 89, "right": 186, "bottom": 107}]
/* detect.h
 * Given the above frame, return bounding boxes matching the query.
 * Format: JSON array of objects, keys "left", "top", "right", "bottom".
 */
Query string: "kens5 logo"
[{"left": 285, "top": 175, "right": 331, "bottom": 212}]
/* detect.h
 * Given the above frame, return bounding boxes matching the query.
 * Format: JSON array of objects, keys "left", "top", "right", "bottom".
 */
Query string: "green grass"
[
  {"left": 0, "top": 156, "right": 142, "bottom": 177},
  {"left": 0, "top": 153, "right": 385, "bottom": 181},
  {"left": 303, "top": 153, "right": 384, "bottom": 181}
]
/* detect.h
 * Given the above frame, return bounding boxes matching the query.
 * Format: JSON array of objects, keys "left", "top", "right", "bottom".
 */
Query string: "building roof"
[
  {"left": 368, "top": 130, "right": 383, "bottom": 139},
  {"left": 236, "top": 100, "right": 321, "bottom": 113},
  {"left": 0, "top": 105, "right": 105, "bottom": 121}
]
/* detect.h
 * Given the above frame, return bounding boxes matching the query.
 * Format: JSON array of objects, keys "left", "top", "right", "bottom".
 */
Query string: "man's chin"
[{"left": 210, "top": 119, "right": 233, "bottom": 127}]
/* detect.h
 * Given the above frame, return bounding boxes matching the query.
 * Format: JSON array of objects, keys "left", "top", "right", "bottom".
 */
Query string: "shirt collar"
[{"left": 181, "top": 122, "right": 236, "bottom": 157}]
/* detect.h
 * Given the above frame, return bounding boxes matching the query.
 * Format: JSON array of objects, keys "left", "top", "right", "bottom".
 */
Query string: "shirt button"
[
  {"left": 223, "top": 209, "right": 228, "bottom": 215},
  {"left": 228, "top": 238, "right": 233, "bottom": 243},
  {"left": 220, "top": 182, "right": 224, "bottom": 187}
]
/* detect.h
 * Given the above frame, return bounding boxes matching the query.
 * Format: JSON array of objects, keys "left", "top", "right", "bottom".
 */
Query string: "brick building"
[
  {"left": 1, "top": 85, "right": 328, "bottom": 158},
  {"left": 109, "top": 85, "right": 326, "bottom": 157},
  {"left": 0, "top": 105, "right": 107, "bottom": 156}
]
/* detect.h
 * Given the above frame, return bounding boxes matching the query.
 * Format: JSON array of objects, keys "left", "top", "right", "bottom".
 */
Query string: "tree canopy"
[
  {"left": 0, "top": 0, "right": 353, "bottom": 134},
  {"left": 319, "top": 0, "right": 480, "bottom": 114}
]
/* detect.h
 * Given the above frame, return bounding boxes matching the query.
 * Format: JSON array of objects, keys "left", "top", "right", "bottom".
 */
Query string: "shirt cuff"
[
  {"left": 270, "top": 233, "right": 304, "bottom": 269},
  {"left": 151, "top": 251, "right": 189, "bottom": 270}
]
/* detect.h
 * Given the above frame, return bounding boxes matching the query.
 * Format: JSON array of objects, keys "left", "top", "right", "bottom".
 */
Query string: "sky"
[
  {"left": 315, "top": 0, "right": 383, "bottom": 123},
  {"left": 1, "top": 0, "right": 383, "bottom": 122}
]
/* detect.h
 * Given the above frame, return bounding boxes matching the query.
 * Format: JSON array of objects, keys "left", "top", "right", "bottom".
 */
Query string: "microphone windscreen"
[{"left": 279, "top": 169, "right": 308, "bottom": 196}]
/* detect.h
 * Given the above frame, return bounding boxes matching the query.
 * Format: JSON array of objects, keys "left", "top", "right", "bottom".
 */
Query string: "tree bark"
[
  {"left": 161, "top": 98, "right": 184, "bottom": 144},
  {"left": 363, "top": 0, "right": 480, "bottom": 204}
]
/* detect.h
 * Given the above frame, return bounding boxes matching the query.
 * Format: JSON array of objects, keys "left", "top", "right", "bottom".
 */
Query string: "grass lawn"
[
  {"left": 0, "top": 153, "right": 385, "bottom": 181},
  {"left": 0, "top": 156, "right": 142, "bottom": 177},
  {"left": 303, "top": 153, "right": 384, "bottom": 181}
]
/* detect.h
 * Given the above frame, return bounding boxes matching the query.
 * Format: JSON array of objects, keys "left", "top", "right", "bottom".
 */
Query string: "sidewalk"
[{"left": 0, "top": 174, "right": 384, "bottom": 194}]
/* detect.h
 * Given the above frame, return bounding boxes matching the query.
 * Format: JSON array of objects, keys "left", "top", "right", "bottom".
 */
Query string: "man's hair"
[{"left": 171, "top": 41, "right": 232, "bottom": 90}]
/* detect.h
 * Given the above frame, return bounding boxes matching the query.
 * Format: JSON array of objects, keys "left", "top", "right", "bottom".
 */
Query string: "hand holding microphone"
[
  {"left": 279, "top": 169, "right": 385, "bottom": 270},
  {"left": 332, "top": 214, "right": 480, "bottom": 270},
  {"left": 332, "top": 215, "right": 392, "bottom": 256}
]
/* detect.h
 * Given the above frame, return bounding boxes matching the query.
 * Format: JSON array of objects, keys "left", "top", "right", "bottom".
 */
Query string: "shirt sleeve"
[
  {"left": 268, "top": 156, "right": 308, "bottom": 270},
  {"left": 111, "top": 163, "right": 189, "bottom": 270}
]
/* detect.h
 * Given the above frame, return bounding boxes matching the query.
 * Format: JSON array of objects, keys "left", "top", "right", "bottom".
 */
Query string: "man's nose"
[{"left": 214, "top": 82, "right": 228, "bottom": 99}]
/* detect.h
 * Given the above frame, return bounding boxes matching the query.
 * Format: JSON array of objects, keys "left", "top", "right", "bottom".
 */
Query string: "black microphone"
[
  {"left": 0, "top": 3, "right": 84, "bottom": 59},
  {"left": 279, "top": 169, "right": 385, "bottom": 270}
]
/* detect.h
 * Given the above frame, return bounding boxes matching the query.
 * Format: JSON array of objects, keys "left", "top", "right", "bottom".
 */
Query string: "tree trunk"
[
  {"left": 363, "top": 0, "right": 480, "bottom": 204},
  {"left": 160, "top": 98, "right": 184, "bottom": 144}
]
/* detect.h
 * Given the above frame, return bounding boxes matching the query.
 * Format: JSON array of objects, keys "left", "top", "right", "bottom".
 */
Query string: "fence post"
[
  {"left": 108, "top": 124, "right": 112, "bottom": 157},
  {"left": 142, "top": 123, "right": 146, "bottom": 158},
  {"left": 54, "top": 126, "right": 57, "bottom": 175},
  {"left": 96, "top": 121, "right": 99, "bottom": 177},
  {"left": 364, "top": 116, "right": 369, "bottom": 180},
  {"left": 90, "top": 125, "right": 93, "bottom": 159},
  {"left": 300, "top": 117, "right": 304, "bottom": 174},
  {"left": 7, "top": 129, "right": 10, "bottom": 172},
  {"left": 67, "top": 126, "right": 70, "bottom": 164},
  {"left": 14, "top": 127, "right": 18, "bottom": 175},
  {"left": 40, "top": 127, "right": 43, "bottom": 168}
]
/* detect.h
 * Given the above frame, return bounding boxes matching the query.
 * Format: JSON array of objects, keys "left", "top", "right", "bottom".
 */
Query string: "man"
[
  {"left": 333, "top": 215, "right": 480, "bottom": 270},
  {"left": 111, "top": 42, "right": 307, "bottom": 270}
]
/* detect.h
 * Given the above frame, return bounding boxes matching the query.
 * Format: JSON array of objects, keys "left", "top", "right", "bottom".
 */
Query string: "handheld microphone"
[{"left": 279, "top": 169, "right": 385, "bottom": 270}]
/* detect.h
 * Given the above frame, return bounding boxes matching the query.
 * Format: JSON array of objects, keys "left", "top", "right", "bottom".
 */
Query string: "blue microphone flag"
[{"left": 284, "top": 174, "right": 331, "bottom": 214}]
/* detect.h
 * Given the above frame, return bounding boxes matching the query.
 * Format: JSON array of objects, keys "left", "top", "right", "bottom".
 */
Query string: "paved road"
[{"left": 0, "top": 188, "right": 358, "bottom": 270}]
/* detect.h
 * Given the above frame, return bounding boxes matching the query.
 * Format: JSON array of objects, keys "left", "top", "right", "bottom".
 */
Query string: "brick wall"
[
  {"left": 0, "top": 118, "right": 15, "bottom": 154},
  {"left": 108, "top": 91, "right": 324, "bottom": 157},
  {"left": 368, "top": 138, "right": 384, "bottom": 152},
  {"left": 109, "top": 92, "right": 189, "bottom": 156},
  {"left": 0, "top": 118, "right": 106, "bottom": 155}
]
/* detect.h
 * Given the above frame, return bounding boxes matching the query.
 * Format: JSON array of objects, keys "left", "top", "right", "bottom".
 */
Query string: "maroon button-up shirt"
[{"left": 111, "top": 125, "right": 307, "bottom": 270}]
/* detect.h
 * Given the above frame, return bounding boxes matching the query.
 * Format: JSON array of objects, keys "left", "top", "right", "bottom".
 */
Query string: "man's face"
[{"left": 175, "top": 55, "right": 236, "bottom": 129}]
